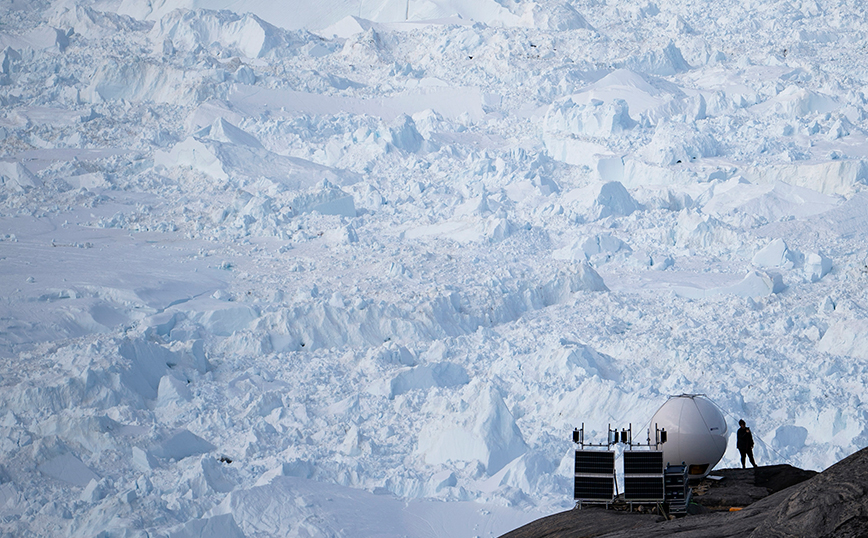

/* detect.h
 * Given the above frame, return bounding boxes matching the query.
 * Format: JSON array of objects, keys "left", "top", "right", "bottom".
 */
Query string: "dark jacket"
[{"left": 737, "top": 426, "right": 754, "bottom": 452}]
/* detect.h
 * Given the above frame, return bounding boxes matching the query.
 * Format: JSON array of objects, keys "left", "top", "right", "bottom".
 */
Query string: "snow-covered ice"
[{"left": 2, "top": 0, "right": 868, "bottom": 536}]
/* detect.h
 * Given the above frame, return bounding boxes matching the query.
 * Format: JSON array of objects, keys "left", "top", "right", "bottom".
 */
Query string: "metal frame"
[{"left": 664, "top": 464, "right": 692, "bottom": 515}]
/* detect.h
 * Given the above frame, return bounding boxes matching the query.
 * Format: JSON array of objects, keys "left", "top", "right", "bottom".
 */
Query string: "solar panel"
[
  {"left": 623, "top": 451, "right": 663, "bottom": 474},
  {"left": 624, "top": 476, "right": 664, "bottom": 500},
  {"left": 575, "top": 451, "right": 615, "bottom": 474},
  {"left": 574, "top": 476, "right": 614, "bottom": 500},
  {"left": 574, "top": 450, "right": 614, "bottom": 502},
  {"left": 623, "top": 451, "right": 664, "bottom": 501}
]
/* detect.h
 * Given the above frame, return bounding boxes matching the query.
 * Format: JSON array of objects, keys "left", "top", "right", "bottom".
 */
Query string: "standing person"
[{"left": 737, "top": 419, "right": 757, "bottom": 469}]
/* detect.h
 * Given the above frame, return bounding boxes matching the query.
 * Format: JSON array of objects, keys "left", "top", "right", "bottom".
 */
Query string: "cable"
[
  {"left": 751, "top": 429, "right": 792, "bottom": 466},
  {"left": 717, "top": 405, "right": 793, "bottom": 466},
  {"left": 643, "top": 394, "right": 795, "bottom": 467}
]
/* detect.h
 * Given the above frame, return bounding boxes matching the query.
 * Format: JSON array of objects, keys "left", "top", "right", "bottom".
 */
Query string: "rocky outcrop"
[
  {"left": 501, "top": 448, "right": 868, "bottom": 538},
  {"left": 752, "top": 449, "right": 868, "bottom": 537}
]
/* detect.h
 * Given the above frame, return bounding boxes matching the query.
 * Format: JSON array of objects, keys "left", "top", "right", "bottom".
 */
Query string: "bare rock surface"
[
  {"left": 752, "top": 448, "right": 868, "bottom": 537},
  {"left": 497, "top": 509, "right": 662, "bottom": 538},
  {"left": 500, "top": 451, "right": 868, "bottom": 538},
  {"left": 693, "top": 465, "right": 817, "bottom": 510}
]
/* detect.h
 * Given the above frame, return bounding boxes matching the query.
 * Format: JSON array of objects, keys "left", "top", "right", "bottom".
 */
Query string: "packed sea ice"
[{"left": 1, "top": 0, "right": 868, "bottom": 536}]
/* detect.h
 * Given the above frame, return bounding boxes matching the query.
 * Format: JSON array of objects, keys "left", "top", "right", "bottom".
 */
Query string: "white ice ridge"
[{"left": 3, "top": 0, "right": 868, "bottom": 535}]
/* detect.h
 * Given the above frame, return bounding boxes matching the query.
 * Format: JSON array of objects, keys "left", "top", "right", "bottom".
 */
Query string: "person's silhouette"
[{"left": 737, "top": 419, "right": 757, "bottom": 468}]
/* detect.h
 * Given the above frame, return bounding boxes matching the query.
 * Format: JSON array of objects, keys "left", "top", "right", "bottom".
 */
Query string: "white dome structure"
[{"left": 650, "top": 394, "right": 728, "bottom": 479}]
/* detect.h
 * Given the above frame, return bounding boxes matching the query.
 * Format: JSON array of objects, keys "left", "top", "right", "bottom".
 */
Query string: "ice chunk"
[
  {"left": 722, "top": 270, "right": 786, "bottom": 297},
  {"left": 554, "top": 233, "right": 631, "bottom": 264},
  {"left": 386, "top": 114, "right": 424, "bottom": 153},
  {"left": 319, "top": 15, "right": 372, "bottom": 39},
  {"left": 760, "top": 85, "right": 839, "bottom": 118},
  {"left": 80, "top": 478, "right": 107, "bottom": 503},
  {"left": 428, "top": 470, "right": 457, "bottom": 493},
  {"left": 1, "top": 411, "right": 17, "bottom": 427},
  {"left": 63, "top": 172, "right": 108, "bottom": 190},
  {"left": 185, "top": 100, "right": 247, "bottom": 133},
  {"left": 37, "top": 453, "right": 99, "bottom": 487},
  {"left": 254, "top": 460, "right": 315, "bottom": 486},
  {"left": 544, "top": 96, "right": 635, "bottom": 138},
  {"left": 32, "top": 415, "right": 124, "bottom": 455},
  {"left": 563, "top": 181, "right": 640, "bottom": 221},
  {"left": 118, "top": 338, "right": 175, "bottom": 400},
  {"left": 818, "top": 319, "right": 868, "bottom": 360},
  {"left": 700, "top": 180, "right": 841, "bottom": 221},
  {"left": 480, "top": 452, "right": 553, "bottom": 494},
  {"left": 1, "top": 47, "right": 21, "bottom": 75},
  {"left": 339, "top": 424, "right": 363, "bottom": 456},
  {"left": 166, "top": 514, "right": 246, "bottom": 538},
  {"left": 616, "top": 42, "right": 690, "bottom": 76},
  {"left": 417, "top": 384, "right": 527, "bottom": 474},
  {"left": 542, "top": 135, "right": 608, "bottom": 169},
  {"left": 229, "top": 83, "right": 484, "bottom": 122},
  {"left": 820, "top": 296, "right": 836, "bottom": 313},
  {"left": 202, "top": 456, "right": 237, "bottom": 493},
  {"left": 521, "top": 3, "right": 594, "bottom": 31},
  {"left": 641, "top": 121, "right": 719, "bottom": 166},
  {"left": 389, "top": 362, "right": 470, "bottom": 399},
  {"left": 0, "top": 483, "right": 19, "bottom": 512},
  {"left": 150, "top": 9, "right": 284, "bottom": 58},
  {"left": 154, "top": 137, "right": 228, "bottom": 180},
  {"left": 753, "top": 238, "right": 795, "bottom": 269},
  {"left": 539, "top": 342, "right": 620, "bottom": 382},
  {"left": 84, "top": 59, "right": 196, "bottom": 104},
  {"left": 321, "top": 224, "right": 358, "bottom": 246},
  {"left": 804, "top": 252, "right": 833, "bottom": 282},
  {"left": 19, "top": 26, "right": 69, "bottom": 52},
  {"left": 152, "top": 429, "right": 215, "bottom": 461},
  {"left": 675, "top": 271, "right": 785, "bottom": 299},
  {"left": 195, "top": 117, "right": 263, "bottom": 149},
  {"left": 742, "top": 159, "right": 868, "bottom": 196},
  {"left": 582, "top": 69, "right": 666, "bottom": 116},
  {"left": 313, "top": 196, "right": 356, "bottom": 218},
  {"left": 132, "top": 447, "right": 159, "bottom": 471},
  {"left": 195, "top": 304, "right": 258, "bottom": 336},
  {"left": 155, "top": 135, "right": 355, "bottom": 192},
  {"left": 49, "top": 3, "right": 150, "bottom": 40},
  {"left": 157, "top": 375, "right": 193, "bottom": 407},
  {"left": 772, "top": 425, "right": 808, "bottom": 451},
  {"left": 0, "top": 161, "right": 41, "bottom": 191},
  {"left": 404, "top": 214, "right": 515, "bottom": 244},
  {"left": 596, "top": 154, "right": 626, "bottom": 183}
]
